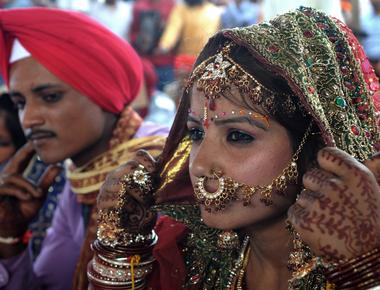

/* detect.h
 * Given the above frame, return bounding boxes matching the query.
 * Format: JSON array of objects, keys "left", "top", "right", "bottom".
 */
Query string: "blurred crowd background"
[{"left": 0, "top": 0, "right": 379, "bottom": 126}]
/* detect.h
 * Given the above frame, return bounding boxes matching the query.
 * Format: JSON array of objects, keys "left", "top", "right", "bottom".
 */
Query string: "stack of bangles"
[
  {"left": 325, "top": 246, "right": 380, "bottom": 289},
  {"left": 88, "top": 236, "right": 157, "bottom": 289},
  {"left": 88, "top": 164, "right": 157, "bottom": 290}
]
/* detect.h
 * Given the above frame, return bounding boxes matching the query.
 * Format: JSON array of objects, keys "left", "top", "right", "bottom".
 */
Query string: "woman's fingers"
[
  {"left": 134, "top": 150, "right": 157, "bottom": 173},
  {"left": 363, "top": 151, "right": 380, "bottom": 180},
  {"left": 302, "top": 167, "right": 344, "bottom": 197},
  {"left": 98, "top": 151, "right": 157, "bottom": 211},
  {"left": 294, "top": 188, "right": 321, "bottom": 209},
  {"left": 317, "top": 147, "right": 371, "bottom": 181}
]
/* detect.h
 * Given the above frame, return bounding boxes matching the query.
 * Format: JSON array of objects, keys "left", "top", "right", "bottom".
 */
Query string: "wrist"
[
  {"left": 325, "top": 246, "right": 380, "bottom": 289},
  {"left": 0, "top": 241, "right": 27, "bottom": 259},
  {"left": 87, "top": 236, "right": 157, "bottom": 289},
  {"left": 0, "top": 230, "right": 32, "bottom": 259}
]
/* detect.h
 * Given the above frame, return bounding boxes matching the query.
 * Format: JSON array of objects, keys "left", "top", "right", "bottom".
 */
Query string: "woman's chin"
[{"left": 200, "top": 206, "right": 238, "bottom": 230}]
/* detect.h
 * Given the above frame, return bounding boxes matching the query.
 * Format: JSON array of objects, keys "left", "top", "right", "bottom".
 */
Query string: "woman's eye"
[
  {"left": 227, "top": 130, "right": 254, "bottom": 143},
  {"left": 42, "top": 92, "right": 63, "bottom": 103},
  {"left": 188, "top": 128, "right": 204, "bottom": 142}
]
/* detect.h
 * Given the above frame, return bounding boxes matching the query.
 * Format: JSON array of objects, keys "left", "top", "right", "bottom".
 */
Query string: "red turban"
[{"left": 0, "top": 8, "right": 143, "bottom": 113}]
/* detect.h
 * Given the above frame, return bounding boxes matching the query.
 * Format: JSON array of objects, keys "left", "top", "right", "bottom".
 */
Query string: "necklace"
[
  {"left": 227, "top": 236, "right": 251, "bottom": 289},
  {"left": 227, "top": 234, "right": 326, "bottom": 290},
  {"left": 236, "top": 242, "right": 250, "bottom": 289}
]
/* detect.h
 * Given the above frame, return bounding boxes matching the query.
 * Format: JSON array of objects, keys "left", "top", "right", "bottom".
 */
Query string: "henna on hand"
[
  {"left": 288, "top": 147, "right": 380, "bottom": 261},
  {"left": 97, "top": 150, "right": 158, "bottom": 236}
]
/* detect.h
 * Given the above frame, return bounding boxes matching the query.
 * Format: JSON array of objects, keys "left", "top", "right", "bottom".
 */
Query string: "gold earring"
[{"left": 286, "top": 222, "right": 313, "bottom": 273}]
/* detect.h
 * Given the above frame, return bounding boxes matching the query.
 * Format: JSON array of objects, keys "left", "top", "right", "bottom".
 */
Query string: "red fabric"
[
  {"left": 335, "top": 19, "right": 380, "bottom": 112},
  {"left": 0, "top": 8, "right": 143, "bottom": 113},
  {"left": 174, "top": 54, "right": 196, "bottom": 73},
  {"left": 149, "top": 215, "right": 188, "bottom": 290}
]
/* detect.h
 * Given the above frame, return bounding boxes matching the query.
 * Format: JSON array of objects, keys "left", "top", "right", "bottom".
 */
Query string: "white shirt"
[
  {"left": 262, "top": 0, "right": 344, "bottom": 22},
  {"left": 88, "top": 1, "right": 133, "bottom": 40}
]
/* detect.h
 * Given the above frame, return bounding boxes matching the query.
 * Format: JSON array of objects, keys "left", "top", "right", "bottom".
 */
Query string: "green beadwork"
[
  {"left": 305, "top": 57, "right": 313, "bottom": 68},
  {"left": 225, "top": 6, "right": 379, "bottom": 162},
  {"left": 154, "top": 204, "right": 329, "bottom": 290},
  {"left": 335, "top": 97, "right": 347, "bottom": 108}
]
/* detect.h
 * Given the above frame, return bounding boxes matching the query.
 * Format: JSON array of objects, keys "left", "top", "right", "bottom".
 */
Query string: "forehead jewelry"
[
  {"left": 194, "top": 123, "right": 312, "bottom": 211},
  {"left": 186, "top": 42, "right": 296, "bottom": 129},
  {"left": 188, "top": 108, "right": 270, "bottom": 128}
]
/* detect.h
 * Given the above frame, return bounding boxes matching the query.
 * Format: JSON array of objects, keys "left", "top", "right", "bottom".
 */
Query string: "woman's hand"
[
  {"left": 97, "top": 150, "right": 158, "bottom": 235},
  {"left": 0, "top": 143, "right": 61, "bottom": 238},
  {"left": 288, "top": 147, "right": 380, "bottom": 262}
]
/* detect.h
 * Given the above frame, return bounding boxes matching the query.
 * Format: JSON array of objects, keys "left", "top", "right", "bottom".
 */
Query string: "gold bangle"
[
  {"left": 325, "top": 246, "right": 380, "bottom": 289},
  {"left": 92, "top": 256, "right": 154, "bottom": 281}
]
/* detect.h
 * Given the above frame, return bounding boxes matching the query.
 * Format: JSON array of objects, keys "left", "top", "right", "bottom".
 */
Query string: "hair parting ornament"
[
  {"left": 188, "top": 108, "right": 270, "bottom": 129},
  {"left": 186, "top": 42, "right": 297, "bottom": 129},
  {"left": 194, "top": 122, "right": 312, "bottom": 212}
]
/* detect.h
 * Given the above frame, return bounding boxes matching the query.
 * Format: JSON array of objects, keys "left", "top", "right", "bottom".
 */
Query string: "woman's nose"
[{"left": 189, "top": 136, "right": 223, "bottom": 179}]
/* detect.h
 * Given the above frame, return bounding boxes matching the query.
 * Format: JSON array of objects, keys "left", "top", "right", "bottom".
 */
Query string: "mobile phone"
[{"left": 22, "top": 154, "right": 38, "bottom": 179}]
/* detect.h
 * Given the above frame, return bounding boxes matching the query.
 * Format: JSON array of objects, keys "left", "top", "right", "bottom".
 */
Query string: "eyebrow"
[
  {"left": 8, "top": 83, "right": 64, "bottom": 98},
  {"left": 187, "top": 115, "right": 268, "bottom": 131},
  {"left": 215, "top": 116, "right": 268, "bottom": 130}
]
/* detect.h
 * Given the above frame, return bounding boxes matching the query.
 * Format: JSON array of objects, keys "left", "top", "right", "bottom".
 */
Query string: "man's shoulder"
[{"left": 135, "top": 121, "right": 170, "bottom": 138}]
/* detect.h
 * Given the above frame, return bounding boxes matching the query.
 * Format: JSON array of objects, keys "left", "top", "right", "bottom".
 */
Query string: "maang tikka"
[
  {"left": 194, "top": 123, "right": 312, "bottom": 212},
  {"left": 186, "top": 42, "right": 297, "bottom": 128}
]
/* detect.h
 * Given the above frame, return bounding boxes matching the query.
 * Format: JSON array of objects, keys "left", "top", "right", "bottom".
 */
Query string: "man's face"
[{"left": 9, "top": 57, "right": 112, "bottom": 165}]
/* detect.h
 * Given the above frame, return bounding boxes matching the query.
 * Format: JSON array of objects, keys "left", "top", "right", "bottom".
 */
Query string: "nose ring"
[
  {"left": 195, "top": 175, "right": 226, "bottom": 200},
  {"left": 194, "top": 173, "right": 238, "bottom": 212},
  {"left": 211, "top": 169, "right": 223, "bottom": 179}
]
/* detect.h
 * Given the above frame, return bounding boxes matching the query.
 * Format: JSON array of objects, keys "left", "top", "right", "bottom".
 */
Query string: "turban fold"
[{"left": 0, "top": 8, "right": 143, "bottom": 113}]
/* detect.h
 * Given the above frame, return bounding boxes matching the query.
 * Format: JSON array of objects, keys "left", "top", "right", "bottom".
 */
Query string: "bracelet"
[
  {"left": 0, "top": 229, "right": 33, "bottom": 245},
  {"left": 325, "top": 246, "right": 380, "bottom": 289},
  {"left": 88, "top": 262, "right": 145, "bottom": 288},
  {"left": 92, "top": 255, "right": 154, "bottom": 281},
  {"left": 97, "top": 210, "right": 158, "bottom": 247},
  {"left": 88, "top": 237, "right": 157, "bottom": 289},
  {"left": 0, "top": 235, "right": 20, "bottom": 245},
  {"left": 97, "top": 253, "right": 155, "bottom": 268},
  {"left": 91, "top": 239, "right": 154, "bottom": 260}
]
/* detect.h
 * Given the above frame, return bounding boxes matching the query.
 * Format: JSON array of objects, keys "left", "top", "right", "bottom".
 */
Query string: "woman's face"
[
  {"left": 188, "top": 86, "right": 297, "bottom": 230},
  {"left": 0, "top": 114, "right": 16, "bottom": 165},
  {"left": 9, "top": 57, "right": 115, "bottom": 165}
]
